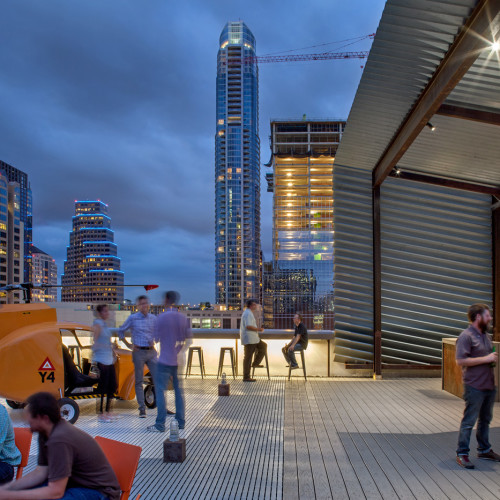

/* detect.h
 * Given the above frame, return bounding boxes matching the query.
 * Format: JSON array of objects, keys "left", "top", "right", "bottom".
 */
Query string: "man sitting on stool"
[
  {"left": 240, "top": 299, "right": 265, "bottom": 382},
  {"left": 282, "top": 313, "right": 308, "bottom": 369}
]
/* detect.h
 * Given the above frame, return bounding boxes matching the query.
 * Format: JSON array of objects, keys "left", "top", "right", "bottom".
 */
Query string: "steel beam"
[
  {"left": 436, "top": 104, "right": 500, "bottom": 126},
  {"left": 388, "top": 170, "right": 500, "bottom": 196},
  {"left": 373, "top": 185, "right": 382, "bottom": 377}
]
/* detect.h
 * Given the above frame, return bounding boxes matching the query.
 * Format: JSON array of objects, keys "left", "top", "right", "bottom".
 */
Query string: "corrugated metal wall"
[
  {"left": 332, "top": 167, "right": 492, "bottom": 365},
  {"left": 333, "top": 165, "right": 373, "bottom": 362},
  {"left": 380, "top": 177, "right": 492, "bottom": 364}
]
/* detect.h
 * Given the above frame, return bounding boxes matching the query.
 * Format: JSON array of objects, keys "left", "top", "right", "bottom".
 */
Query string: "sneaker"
[
  {"left": 456, "top": 455, "right": 475, "bottom": 469},
  {"left": 290, "top": 365, "right": 299, "bottom": 370},
  {"left": 146, "top": 425, "right": 164, "bottom": 433},
  {"left": 139, "top": 409, "right": 146, "bottom": 418},
  {"left": 478, "top": 450, "right": 500, "bottom": 461}
]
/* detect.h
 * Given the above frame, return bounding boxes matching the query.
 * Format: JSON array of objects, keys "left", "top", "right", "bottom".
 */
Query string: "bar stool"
[
  {"left": 217, "top": 347, "right": 236, "bottom": 379},
  {"left": 288, "top": 350, "right": 307, "bottom": 381},
  {"left": 185, "top": 346, "right": 206, "bottom": 379},
  {"left": 252, "top": 351, "right": 270, "bottom": 380}
]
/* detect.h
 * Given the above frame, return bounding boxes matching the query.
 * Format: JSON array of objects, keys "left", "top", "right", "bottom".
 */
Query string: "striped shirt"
[
  {"left": 0, "top": 404, "right": 21, "bottom": 466},
  {"left": 118, "top": 312, "right": 157, "bottom": 347}
]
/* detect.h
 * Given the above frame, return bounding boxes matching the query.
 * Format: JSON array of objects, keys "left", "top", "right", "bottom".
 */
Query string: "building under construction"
[{"left": 265, "top": 119, "right": 345, "bottom": 329}]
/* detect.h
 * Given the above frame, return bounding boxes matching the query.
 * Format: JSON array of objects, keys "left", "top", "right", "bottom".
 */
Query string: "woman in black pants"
[{"left": 92, "top": 304, "right": 118, "bottom": 422}]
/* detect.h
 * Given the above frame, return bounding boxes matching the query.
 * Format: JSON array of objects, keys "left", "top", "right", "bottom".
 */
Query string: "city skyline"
[{"left": 0, "top": 0, "right": 385, "bottom": 304}]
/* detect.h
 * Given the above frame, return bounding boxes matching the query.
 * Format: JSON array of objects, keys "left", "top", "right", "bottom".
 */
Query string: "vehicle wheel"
[
  {"left": 144, "top": 384, "right": 156, "bottom": 409},
  {"left": 6, "top": 400, "right": 26, "bottom": 410},
  {"left": 58, "top": 398, "right": 80, "bottom": 424}
]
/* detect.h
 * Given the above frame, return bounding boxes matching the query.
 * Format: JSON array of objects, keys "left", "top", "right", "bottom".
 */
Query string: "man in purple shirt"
[
  {"left": 147, "top": 291, "right": 192, "bottom": 432},
  {"left": 455, "top": 303, "right": 499, "bottom": 469}
]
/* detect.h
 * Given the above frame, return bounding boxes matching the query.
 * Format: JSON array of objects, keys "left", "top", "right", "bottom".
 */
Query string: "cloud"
[{"left": 1, "top": 0, "right": 386, "bottom": 303}]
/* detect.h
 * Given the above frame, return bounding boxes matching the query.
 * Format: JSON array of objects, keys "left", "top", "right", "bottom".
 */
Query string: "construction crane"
[{"left": 252, "top": 50, "right": 369, "bottom": 64}]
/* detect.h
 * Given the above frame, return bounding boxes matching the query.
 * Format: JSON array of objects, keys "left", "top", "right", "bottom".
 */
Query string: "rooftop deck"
[{"left": 7, "top": 377, "right": 500, "bottom": 499}]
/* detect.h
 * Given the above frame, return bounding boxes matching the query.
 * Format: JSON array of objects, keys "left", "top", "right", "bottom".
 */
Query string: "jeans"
[
  {"left": 30, "top": 483, "right": 108, "bottom": 500},
  {"left": 61, "top": 488, "right": 109, "bottom": 499},
  {"left": 132, "top": 348, "right": 157, "bottom": 411},
  {"left": 0, "top": 461, "right": 14, "bottom": 485},
  {"left": 457, "top": 384, "right": 496, "bottom": 456},
  {"left": 155, "top": 363, "right": 184, "bottom": 430},
  {"left": 243, "top": 341, "right": 267, "bottom": 379},
  {"left": 282, "top": 343, "right": 302, "bottom": 367}
]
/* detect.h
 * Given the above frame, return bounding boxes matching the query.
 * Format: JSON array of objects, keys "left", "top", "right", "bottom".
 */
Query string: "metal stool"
[
  {"left": 288, "top": 350, "right": 307, "bottom": 381},
  {"left": 252, "top": 350, "right": 270, "bottom": 380},
  {"left": 217, "top": 347, "right": 236, "bottom": 379},
  {"left": 185, "top": 346, "right": 206, "bottom": 379}
]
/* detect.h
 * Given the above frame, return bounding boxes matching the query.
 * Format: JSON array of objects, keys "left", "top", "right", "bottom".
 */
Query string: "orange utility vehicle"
[{"left": 0, "top": 303, "right": 155, "bottom": 423}]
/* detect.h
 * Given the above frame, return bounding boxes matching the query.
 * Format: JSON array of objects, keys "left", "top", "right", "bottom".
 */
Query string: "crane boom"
[{"left": 252, "top": 50, "right": 369, "bottom": 64}]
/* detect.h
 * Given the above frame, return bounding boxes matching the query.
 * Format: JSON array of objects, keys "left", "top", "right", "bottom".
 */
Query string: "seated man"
[
  {"left": 0, "top": 403, "right": 21, "bottom": 485},
  {"left": 0, "top": 392, "right": 120, "bottom": 500},
  {"left": 282, "top": 313, "right": 308, "bottom": 369}
]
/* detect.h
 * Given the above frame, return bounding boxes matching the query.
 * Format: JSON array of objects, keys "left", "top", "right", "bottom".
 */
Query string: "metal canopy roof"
[{"left": 335, "top": 0, "right": 500, "bottom": 188}]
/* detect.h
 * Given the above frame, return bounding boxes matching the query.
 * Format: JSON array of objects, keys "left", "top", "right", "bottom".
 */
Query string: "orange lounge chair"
[
  {"left": 13, "top": 427, "right": 32, "bottom": 480},
  {"left": 95, "top": 436, "right": 142, "bottom": 500}
]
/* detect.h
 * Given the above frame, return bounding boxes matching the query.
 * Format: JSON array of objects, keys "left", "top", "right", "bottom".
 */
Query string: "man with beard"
[{"left": 456, "top": 303, "right": 500, "bottom": 469}]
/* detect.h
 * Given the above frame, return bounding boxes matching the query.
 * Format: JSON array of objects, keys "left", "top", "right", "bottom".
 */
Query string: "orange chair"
[
  {"left": 95, "top": 436, "right": 142, "bottom": 500},
  {"left": 13, "top": 427, "right": 32, "bottom": 480}
]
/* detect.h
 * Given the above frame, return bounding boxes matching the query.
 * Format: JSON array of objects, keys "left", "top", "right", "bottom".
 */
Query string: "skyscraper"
[
  {"left": 31, "top": 246, "right": 57, "bottom": 302},
  {"left": 215, "top": 21, "right": 261, "bottom": 310},
  {"left": 0, "top": 160, "right": 32, "bottom": 283},
  {"left": 0, "top": 171, "right": 24, "bottom": 303},
  {"left": 265, "top": 119, "right": 345, "bottom": 329},
  {"left": 62, "top": 200, "right": 124, "bottom": 303}
]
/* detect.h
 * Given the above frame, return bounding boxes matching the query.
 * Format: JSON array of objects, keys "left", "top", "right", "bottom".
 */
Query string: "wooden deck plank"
[
  {"left": 381, "top": 379, "right": 500, "bottom": 499},
  {"left": 333, "top": 380, "right": 434, "bottom": 500},
  {"left": 351, "top": 380, "right": 470, "bottom": 499},
  {"left": 327, "top": 381, "right": 417, "bottom": 500},
  {"left": 302, "top": 385, "right": 349, "bottom": 499},
  {"left": 8, "top": 377, "right": 500, "bottom": 500}
]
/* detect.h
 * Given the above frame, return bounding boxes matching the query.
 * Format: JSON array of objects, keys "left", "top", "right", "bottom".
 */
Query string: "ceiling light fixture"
[{"left": 426, "top": 122, "right": 436, "bottom": 131}]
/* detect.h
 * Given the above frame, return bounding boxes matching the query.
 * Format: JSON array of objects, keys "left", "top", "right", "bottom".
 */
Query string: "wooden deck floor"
[{"left": 7, "top": 377, "right": 500, "bottom": 499}]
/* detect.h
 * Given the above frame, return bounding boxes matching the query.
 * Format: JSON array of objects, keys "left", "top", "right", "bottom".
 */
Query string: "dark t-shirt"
[
  {"left": 38, "top": 420, "right": 120, "bottom": 500},
  {"left": 455, "top": 325, "right": 495, "bottom": 391},
  {"left": 294, "top": 323, "right": 308, "bottom": 349}
]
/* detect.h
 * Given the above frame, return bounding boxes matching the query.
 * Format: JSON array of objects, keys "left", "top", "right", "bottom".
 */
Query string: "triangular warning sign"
[{"left": 38, "top": 357, "right": 55, "bottom": 371}]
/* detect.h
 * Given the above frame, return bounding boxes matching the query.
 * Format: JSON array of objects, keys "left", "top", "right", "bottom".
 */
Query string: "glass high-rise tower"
[
  {"left": 62, "top": 200, "right": 124, "bottom": 303},
  {"left": 215, "top": 22, "right": 261, "bottom": 309},
  {"left": 0, "top": 160, "right": 32, "bottom": 283}
]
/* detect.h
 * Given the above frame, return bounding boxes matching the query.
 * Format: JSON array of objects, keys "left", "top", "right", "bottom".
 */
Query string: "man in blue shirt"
[
  {"left": 147, "top": 291, "right": 192, "bottom": 433},
  {"left": 118, "top": 295, "right": 158, "bottom": 418}
]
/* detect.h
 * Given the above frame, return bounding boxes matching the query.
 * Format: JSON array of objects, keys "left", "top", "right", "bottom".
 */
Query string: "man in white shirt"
[{"left": 240, "top": 299, "right": 265, "bottom": 382}]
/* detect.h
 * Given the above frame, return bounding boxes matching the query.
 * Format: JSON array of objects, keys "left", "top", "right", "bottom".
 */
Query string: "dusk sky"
[{"left": 1, "top": 0, "right": 386, "bottom": 305}]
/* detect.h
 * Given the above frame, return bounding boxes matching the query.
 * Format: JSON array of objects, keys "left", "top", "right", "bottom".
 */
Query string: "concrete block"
[
  {"left": 218, "top": 383, "right": 230, "bottom": 396},
  {"left": 163, "top": 438, "right": 186, "bottom": 463}
]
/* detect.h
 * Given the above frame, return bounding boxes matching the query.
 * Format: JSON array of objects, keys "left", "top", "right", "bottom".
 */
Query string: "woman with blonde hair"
[{"left": 92, "top": 304, "right": 118, "bottom": 422}]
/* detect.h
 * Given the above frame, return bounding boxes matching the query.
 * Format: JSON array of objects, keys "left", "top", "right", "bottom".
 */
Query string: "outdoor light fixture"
[{"left": 426, "top": 122, "right": 436, "bottom": 131}]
